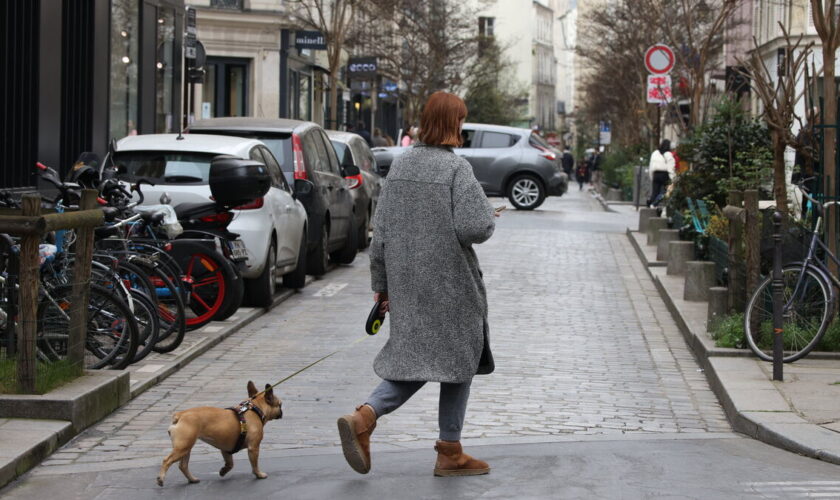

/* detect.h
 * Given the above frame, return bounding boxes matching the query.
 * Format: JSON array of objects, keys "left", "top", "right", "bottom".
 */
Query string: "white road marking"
[{"left": 314, "top": 282, "right": 348, "bottom": 297}]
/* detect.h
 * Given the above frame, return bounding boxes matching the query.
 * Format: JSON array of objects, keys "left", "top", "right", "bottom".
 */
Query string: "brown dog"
[{"left": 157, "top": 381, "right": 283, "bottom": 486}]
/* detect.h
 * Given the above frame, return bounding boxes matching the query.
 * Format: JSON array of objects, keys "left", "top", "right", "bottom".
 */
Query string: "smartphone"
[{"left": 495, "top": 205, "right": 507, "bottom": 213}]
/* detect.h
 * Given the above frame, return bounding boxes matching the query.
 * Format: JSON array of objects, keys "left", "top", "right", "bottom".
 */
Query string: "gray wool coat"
[{"left": 369, "top": 144, "right": 496, "bottom": 383}]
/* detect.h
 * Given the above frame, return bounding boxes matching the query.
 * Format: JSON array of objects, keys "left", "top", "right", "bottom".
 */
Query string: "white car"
[{"left": 114, "top": 134, "right": 308, "bottom": 306}]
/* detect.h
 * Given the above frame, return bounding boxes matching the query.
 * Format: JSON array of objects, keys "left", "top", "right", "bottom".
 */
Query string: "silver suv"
[{"left": 373, "top": 123, "right": 568, "bottom": 210}]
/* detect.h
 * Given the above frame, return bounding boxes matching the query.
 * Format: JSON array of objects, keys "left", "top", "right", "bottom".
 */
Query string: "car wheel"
[
  {"left": 507, "top": 174, "right": 546, "bottom": 210},
  {"left": 331, "top": 216, "right": 358, "bottom": 265},
  {"left": 358, "top": 209, "right": 371, "bottom": 250},
  {"left": 283, "top": 230, "right": 308, "bottom": 289},
  {"left": 244, "top": 242, "right": 276, "bottom": 308},
  {"left": 307, "top": 223, "right": 329, "bottom": 276}
]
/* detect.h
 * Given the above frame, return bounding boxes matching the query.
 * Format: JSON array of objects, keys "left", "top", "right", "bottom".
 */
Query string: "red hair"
[{"left": 419, "top": 92, "right": 467, "bottom": 147}]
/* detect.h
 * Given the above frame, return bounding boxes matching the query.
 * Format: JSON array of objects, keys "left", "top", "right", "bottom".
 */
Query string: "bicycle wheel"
[
  {"left": 744, "top": 265, "right": 832, "bottom": 362},
  {"left": 128, "top": 258, "right": 186, "bottom": 354},
  {"left": 37, "top": 284, "right": 139, "bottom": 370},
  {"left": 124, "top": 290, "right": 160, "bottom": 364}
]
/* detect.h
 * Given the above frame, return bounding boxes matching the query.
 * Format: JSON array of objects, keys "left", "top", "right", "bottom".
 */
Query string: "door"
[
  {"left": 316, "top": 129, "right": 352, "bottom": 246},
  {"left": 203, "top": 57, "right": 249, "bottom": 118},
  {"left": 455, "top": 129, "right": 521, "bottom": 193},
  {"left": 260, "top": 145, "right": 300, "bottom": 267},
  {"left": 302, "top": 130, "right": 337, "bottom": 245}
]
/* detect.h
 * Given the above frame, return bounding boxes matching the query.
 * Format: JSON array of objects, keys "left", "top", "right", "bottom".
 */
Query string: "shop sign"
[
  {"left": 185, "top": 8, "right": 197, "bottom": 59},
  {"left": 295, "top": 30, "right": 327, "bottom": 50},
  {"left": 348, "top": 57, "right": 378, "bottom": 79}
]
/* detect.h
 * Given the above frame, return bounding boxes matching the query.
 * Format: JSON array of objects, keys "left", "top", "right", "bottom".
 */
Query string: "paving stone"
[{"left": 31, "top": 192, "right": 728, "bottom": 468}]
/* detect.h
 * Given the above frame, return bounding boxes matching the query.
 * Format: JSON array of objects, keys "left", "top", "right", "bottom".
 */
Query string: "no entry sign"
[{"left": 645, "top": 44, "right": 675, "bottom": 75}]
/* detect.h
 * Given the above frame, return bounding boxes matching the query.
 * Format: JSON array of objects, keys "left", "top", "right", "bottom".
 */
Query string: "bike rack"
[{"left": 0, "top": 190, "right": 103, "bottom": 393}]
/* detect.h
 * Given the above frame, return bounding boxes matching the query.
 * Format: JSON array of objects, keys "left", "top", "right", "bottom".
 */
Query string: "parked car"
[
  {"left": 187, "top": 118, "right": 360, "bottom": 275},
  {"left": 326, "top": 130, "right": 383, "bottom": 249},
  {"left": 113, "top": 134, "right": 309, "bottom": 307},
  {"left": 372, "top": 123, "right": 568, "bottom": 210}
]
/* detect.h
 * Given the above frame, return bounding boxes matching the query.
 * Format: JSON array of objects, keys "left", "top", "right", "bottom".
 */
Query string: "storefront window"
[
  {"left": 298, "top": 73, "right": 311, "bottom": 121},
  {"left": 110, "top": 0, "right": 139, "bottom": 140},
  {"left": 289, "top": 70, "right": 312, "bottom": 121},
  {"left": 155, "top": 8, "right": 176, "bottom": 133}
]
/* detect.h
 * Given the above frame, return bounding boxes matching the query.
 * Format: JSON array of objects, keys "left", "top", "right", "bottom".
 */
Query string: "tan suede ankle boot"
[
  {"left": 337, "top": 404, "right": 377, "bottom": 474},
  {"left": 433, "top": 440, "right": 490, "bottom": 477}
]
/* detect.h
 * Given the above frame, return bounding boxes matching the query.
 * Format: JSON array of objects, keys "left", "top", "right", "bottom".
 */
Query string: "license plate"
[{"left": 229, "top": 240, "right": 248, "bottom": 261}]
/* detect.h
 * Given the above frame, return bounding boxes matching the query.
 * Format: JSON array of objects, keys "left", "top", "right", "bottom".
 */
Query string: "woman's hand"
[{"left": 374, "top": 292, "right": 390, "bottom": 313}]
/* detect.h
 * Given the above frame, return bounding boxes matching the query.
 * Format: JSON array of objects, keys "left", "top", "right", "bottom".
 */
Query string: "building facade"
[
  {"left": 2, "top": 0, "right": 186, "bottom": 187},
  {"left": 472, "top": 0, "right": 560, "bottom": 131}
]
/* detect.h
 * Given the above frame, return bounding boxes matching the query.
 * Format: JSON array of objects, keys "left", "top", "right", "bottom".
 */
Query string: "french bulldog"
[{"left": 157, "top": 381, "right": 283, "bottom": 486}]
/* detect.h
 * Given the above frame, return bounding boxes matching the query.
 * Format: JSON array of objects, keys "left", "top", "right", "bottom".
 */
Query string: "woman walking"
[
  {"left": 337, "top": 91, "right": 497, "bottom": 477},
  {"left": 648, "top": 139, "right": 676, "bottom": 207}
]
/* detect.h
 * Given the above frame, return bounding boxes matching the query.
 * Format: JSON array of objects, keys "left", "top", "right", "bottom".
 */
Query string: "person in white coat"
[{"left": 648, "top": 139, "right": 676, "bottom": 207}]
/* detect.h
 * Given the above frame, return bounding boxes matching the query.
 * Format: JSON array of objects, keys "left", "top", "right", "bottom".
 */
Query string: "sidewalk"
[
  {"left": 0, "top": 284, "right": 306, "bottom": 488},
  {"left": 626, "top": 223, "right": 840, "bottom": 465}
]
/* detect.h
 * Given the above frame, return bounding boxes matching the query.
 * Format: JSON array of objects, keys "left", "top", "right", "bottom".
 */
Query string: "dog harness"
[{"left": 227, "top": 400, "right": 266, "bottom": 454}]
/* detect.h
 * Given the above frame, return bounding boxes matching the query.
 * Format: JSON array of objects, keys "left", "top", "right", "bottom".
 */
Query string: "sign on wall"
[
  {"left": 295, "top": 31, "right": 327, "bottom": 50},
  {"left": 347, "top": 56, "right": 378, "bottom": 79}
]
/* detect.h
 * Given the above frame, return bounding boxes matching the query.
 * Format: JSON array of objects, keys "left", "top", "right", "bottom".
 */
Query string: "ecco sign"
[{"left": 348, "top": 57, "right": 378, "bottom": 79}]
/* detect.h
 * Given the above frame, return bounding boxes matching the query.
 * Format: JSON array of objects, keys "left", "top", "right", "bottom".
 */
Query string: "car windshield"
[
  {"left": 113, "top": 151, "right": 217, "bottom": 184},
  {"left": 331, "top": 140, "right": 353, "bottom": 166}
]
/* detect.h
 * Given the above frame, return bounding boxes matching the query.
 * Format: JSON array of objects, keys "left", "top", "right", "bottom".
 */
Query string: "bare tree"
[
  {"left": 641, "top": 0, "right": 743, "bottom": 131},
  {"left": 811, "top": 0, "right": 839, "bottom": 208},
  {"left": 576, "top": 0, "right": 662, "bottom": 149},
  {"left": 737, "top": 26, "right": 814, "bottom": 214},
  {"left": 290, "top": 0, "right": 357, "bottom": 128},
  {"left": 360, "top": 0, "right": 481, "bottom": 127}
]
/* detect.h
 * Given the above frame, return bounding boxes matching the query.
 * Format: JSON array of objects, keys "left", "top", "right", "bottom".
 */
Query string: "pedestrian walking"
[
  {"left": 576, "top": 160, "right": 588, "bottom": 191},
  {"left": 561, "top": 145, "right": 574, "bottom": 177},
  {"left": 354, "top": 121, "right": 374, "bottom": 147},
  {"left": 372, "top": 127, "right": 390, "bottom": 148},
  {"left": 401, "top": 126, "right": 418, "bottom": 147},
  {"left": 647, "top": 139, "right": 675, "bottom": 207},
  {"left": 337, "top": 91, "right": 497, "bottom": 478}
]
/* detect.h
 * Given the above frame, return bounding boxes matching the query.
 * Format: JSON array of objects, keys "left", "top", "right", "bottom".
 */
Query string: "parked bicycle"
[{"left": 744, "top": 179, "right": 836, "bottom": 362}]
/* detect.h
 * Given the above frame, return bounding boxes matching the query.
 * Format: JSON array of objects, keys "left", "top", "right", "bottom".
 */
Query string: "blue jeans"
[{"left": 366, "top": 379, "right": 472, "bottom": 441}]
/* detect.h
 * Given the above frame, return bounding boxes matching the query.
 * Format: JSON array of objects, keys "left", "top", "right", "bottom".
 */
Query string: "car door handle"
[
  {"left": 284, "top": 205, "right": 292, "bottom": 212},
  {"left": 327, "top": 185, "right": 334, "bottom": 191}
]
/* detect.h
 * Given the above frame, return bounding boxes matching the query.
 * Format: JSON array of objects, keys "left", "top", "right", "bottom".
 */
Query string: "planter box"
[{"left": 0, "top": 370, "right": 129, "bottom": 433}]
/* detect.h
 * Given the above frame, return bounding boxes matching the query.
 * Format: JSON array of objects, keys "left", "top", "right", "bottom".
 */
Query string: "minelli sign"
[
  {"left": 295, "top": 30, "right": 326, "bottom": 50},
  {"left": 348, "top": 57, "right": 378, "bottom": 79}
]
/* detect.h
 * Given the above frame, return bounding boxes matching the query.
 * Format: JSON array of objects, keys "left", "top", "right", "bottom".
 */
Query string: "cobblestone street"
[
  {"left": 6, "top": 189, "right": 840, "bottom": 499},
  {"left": 32, "top": 190, "right": 726, "bottom": 469}
]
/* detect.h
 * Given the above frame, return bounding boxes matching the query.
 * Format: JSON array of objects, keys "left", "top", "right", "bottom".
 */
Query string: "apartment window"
[
  {"left": 211, "top": 0, "right": 243, "bottom": 9},
  {"left": 479, "top": 17, "right": 495, "bottom": 37}
]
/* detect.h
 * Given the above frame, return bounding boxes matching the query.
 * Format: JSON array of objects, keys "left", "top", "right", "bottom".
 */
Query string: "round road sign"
[{"left": 645, "top": 44, "right": 675, "bottom": 75}]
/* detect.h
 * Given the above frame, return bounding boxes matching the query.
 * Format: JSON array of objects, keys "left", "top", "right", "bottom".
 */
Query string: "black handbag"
[{"left": 366, "top": 300, "right": 386, "bottom": 335}]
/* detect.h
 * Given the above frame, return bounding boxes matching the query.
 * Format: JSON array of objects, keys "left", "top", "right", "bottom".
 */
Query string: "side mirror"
[
  {"left": 341, "top": 164, "right": 360, "bottom": 177},
  {"left": 294, "top": 179, "right": 315, "bottom": 198}
]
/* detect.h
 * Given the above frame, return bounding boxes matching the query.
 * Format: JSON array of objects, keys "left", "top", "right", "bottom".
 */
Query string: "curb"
[
  {"left": 0, "top": 279, "right": 308, "bottom": 489},
  {"left": 626, "top": 228, "right": 840, "bottom": 466}
]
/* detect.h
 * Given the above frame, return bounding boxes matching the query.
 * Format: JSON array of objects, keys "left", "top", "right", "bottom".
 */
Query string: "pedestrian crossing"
[{"left": 744, "top": 481, "right": 840, "bottom": 498}]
